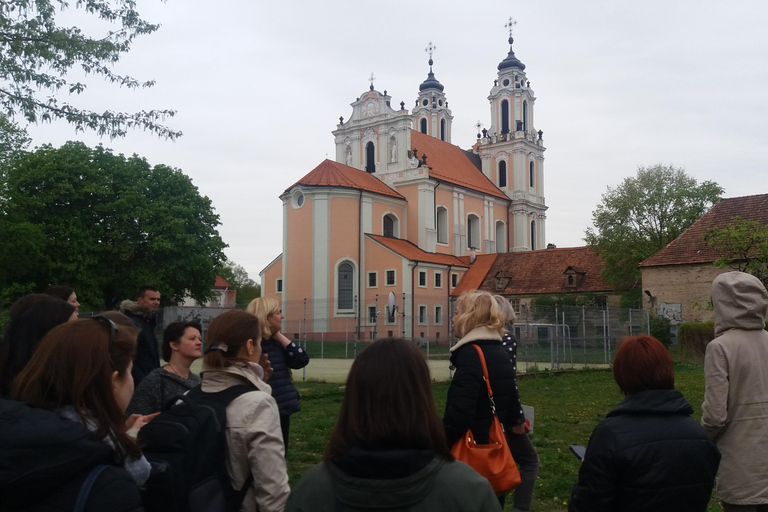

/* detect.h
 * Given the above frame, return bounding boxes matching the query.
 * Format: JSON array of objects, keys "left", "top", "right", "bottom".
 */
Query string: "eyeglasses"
[{"left": 90, "top": 315, "right": 118, "bottom": 353}]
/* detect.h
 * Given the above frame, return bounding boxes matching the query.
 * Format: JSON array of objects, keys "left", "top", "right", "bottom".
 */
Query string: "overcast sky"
[{"left": 23, "top": 0, "right": 768, "bottom": 284}]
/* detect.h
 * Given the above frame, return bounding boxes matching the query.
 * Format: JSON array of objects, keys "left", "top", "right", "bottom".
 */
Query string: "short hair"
[
  {"left": 492, "top": 294, "right": 516, "bottom": 326},
  {"left": 44, "top": 285, "right": 75, "bottom": 302},
  {"left": 324, "top": 338, "right": 453, "bottom": 461},
  {"left": 13, "top": 316, "right": 140, "bottom": 461},
  {"left": 452, "top": 291, "right": 506, "bottom": 338},
  {"left": 203, "top": 310, "right": 261, "bottom": 370},
  {"left": 162, "top": 320, "right": 203, "bottom": 362},
  {"left": 613, "top": 335, "right": 674, "bottom": 395},
  {"left": 137, "top": 285, "right": 159, "bottom": 298},
  {"left": 0, "top": 294, "right": 76, "bottom": 396},
  {"left": 246, "top": 297, "right": 281, "bottom": 339}
]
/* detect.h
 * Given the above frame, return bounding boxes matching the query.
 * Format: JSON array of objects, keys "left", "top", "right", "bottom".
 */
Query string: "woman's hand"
[
  {"left": 260, "top": 353, "right": 273, "bottom": 382},
  {"left": 273, "top": 331, "right": 292, "bottom": 348},
  {"left": 126, "top": 412, "right": 160, "bottom": 431},
  {"left": 511, "top": 422, "right": 530, "bottom": 435}
]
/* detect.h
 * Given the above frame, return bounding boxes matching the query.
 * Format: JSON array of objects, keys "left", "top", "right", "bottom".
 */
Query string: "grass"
[{"left": 286, "top": 363, "right": 720, "bottom": 512}]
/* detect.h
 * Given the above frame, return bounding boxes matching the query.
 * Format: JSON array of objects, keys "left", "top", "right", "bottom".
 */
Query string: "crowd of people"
[{"left": 0, "top": 272, "right": 766, "bottom": 511}]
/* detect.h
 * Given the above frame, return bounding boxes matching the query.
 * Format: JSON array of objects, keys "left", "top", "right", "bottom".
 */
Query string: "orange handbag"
[{"left": 451, "top": 344, "right": 522, "bottom": 495}]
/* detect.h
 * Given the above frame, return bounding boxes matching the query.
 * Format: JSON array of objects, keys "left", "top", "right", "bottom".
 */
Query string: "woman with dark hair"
[
  {"left": 569, "top": 335, "right": 720, "bottom": 512},
  {"left": 44, "top": 285, "right": 80, "bottom": 317},
  {"left": 201, "top": 309, "right": 289, "bottom": 512},
  {"left": 0, "top": 294, "right": 76, "bottom": 397},
  {"left": 127, "top": 320, "right": 203, "bottom": 414},
  {"left": 286, "top": 338, "right": 500, "bottom": 512}
]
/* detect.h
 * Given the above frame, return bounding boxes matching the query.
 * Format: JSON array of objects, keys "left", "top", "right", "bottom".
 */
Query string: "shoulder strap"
[
  {"left": 73, "top": 465, "right": 110, "bottom": 512},
  {"left": 471, "top": 345, "right": 499, "bottom": 417}
]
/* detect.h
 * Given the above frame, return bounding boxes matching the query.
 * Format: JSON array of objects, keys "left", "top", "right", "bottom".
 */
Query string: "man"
[
  {"left": 121, "top": 285, "right": 162, "bottom": 386},
  {"left": 702, "top": 271, "right": 768, "bottom": 512}
]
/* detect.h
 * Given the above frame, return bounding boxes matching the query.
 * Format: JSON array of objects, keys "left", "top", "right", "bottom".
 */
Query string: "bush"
[
  {"left": 677, "top": 321, "right": 715, "bottom": 356},
  {"left": 649, "top": 315, "right": 672, "bottom": 347}
]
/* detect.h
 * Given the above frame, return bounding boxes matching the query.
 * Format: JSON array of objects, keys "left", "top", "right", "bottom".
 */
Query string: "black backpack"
[{"left": 138, "top": 384, "right": 257, "bottom": 512}]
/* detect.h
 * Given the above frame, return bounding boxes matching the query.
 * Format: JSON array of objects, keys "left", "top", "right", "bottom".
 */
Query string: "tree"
[
  {"left": 703, "top": 216, "right": 768, "bottom": 284},
  {"left": 585, "top": 165, "right": 723, "bottom": 307},
  {"left": 0, "top": 115, "right": 30, "bottom": 166},
  {"left": 218, "top": 261, "right": 261, "bottom": 307},
  {"left": 0, "top": 141, "right": 226, "bottom": 308},
  {"left": 0, "top": 0, "right": 180, "bottom": 139}
]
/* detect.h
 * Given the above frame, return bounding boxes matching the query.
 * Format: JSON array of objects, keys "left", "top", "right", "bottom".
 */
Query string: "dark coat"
[
  {"left": 443, "top": 327, "right": 521, "bottom": 446},
  {"left": 0, "top": 399, "right": 143, "bottom": 512},
  {"left": 261, "top": 336, "right": 310, "bottom": 416},
  {"left": 501, "top": 328, "right": 525, "bottom": 426},
  {"left": 121, "top": 300, "right": 160, "bottom": 386},
  {"left": 569, "top": 389, "right": 720, "bottom": 512}
]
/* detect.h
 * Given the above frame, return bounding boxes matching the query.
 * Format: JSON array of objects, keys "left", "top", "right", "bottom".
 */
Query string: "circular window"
[
  {"left": 422, "top": 99, "right": 428, "bottom": 106},
  {"left": 502, "top": 78, "right": 510, "bottom": 87},
  {"left": 291, "top": 190, "right": 305, "bottom": 209},
  {"left": 297, "top": 195, "right": 304, "bottom": 207},
  {"left": 438, "top": 99, "right": 443, "bottom": 106}
]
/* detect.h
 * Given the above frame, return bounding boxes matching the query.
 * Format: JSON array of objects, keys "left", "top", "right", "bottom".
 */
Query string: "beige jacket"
[
  {"left": 201, "top": 364, "right": 290, "bottom": 512},
  {"left": 702, "top": 271, "right": 768, "bottom": 505}
]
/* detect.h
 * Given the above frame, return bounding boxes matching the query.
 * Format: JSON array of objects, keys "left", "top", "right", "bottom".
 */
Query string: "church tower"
[
  {"left": 477, "top": 19, "right": 547, "bottom": 251},
  {"left": 412, "top": 42, "right": 453, "bottom": 143}
]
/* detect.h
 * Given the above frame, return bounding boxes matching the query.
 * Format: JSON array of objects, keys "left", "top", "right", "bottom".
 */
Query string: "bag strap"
[
  {"left": 73, "top": 464, "right": 110, "bottom": 512},
  {"left": 471, "top": 345, "right": 499, "bottom": 418}
]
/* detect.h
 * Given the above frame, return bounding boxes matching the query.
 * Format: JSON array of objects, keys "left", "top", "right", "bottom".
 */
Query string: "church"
[{"left": 260, "top": 29, "right": 549, "bottom": 342}]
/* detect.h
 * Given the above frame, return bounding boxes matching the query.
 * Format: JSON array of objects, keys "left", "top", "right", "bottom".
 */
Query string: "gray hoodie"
[{"left": 702, "top": 271, "right": 768, "bottom": 505}]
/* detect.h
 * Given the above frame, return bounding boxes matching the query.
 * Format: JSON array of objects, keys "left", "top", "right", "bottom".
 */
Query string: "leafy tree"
[
  {"left": 703, "top": 216, "right": 768, "bottom": 284},
  {"left": 0, "top": 141, "right": 226, "bottom": 308},
  {"left": 0, "top": 115, "right": 30, "bottom": 166},
  {"left": 0, "top": 0, "right": 179, "bottom": 139},
  {"left": 218, "top": 261, "right": 261, "bottom": 307},
  {"left": 585, "top": 165, "right": 723, "bottom": 307}
]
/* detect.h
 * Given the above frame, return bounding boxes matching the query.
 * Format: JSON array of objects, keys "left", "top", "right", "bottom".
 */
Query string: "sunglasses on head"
[{"left": 90, "top": 315, "right": 119, "bottom": 353}]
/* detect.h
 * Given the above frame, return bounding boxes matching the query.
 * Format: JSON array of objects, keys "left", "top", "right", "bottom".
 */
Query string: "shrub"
[
  {"left": 649, "top": 315, "right": 672, "bottom": 347},
  {"left": 677, "top": 321, "right": 715, "bottom": 356}
]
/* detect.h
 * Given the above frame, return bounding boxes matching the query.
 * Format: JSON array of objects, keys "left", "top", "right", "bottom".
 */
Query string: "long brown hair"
[
  {"left": 324, "top": 337, "right": 453, "bottom": 461},
  {"left": 203, "top": 309, "right": 261, "bottom": 369},
  {"left": 12, "top": 316, "right": 141, "bottom": 460}
]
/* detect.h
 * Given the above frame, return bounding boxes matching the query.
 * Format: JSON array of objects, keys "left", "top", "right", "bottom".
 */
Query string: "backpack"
[{"left": 138, "top": 384, "right": 257, "bottom": 512}]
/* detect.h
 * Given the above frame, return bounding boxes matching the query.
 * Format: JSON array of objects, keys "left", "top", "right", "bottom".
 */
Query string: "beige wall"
[{"left": 640, "top": 263, "right": 728, "bottom": 323}]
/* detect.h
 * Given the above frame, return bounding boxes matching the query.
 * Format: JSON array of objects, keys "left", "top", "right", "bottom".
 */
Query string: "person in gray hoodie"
[{"left": 702, "top": 271, "right": 768, "bottom": 512}]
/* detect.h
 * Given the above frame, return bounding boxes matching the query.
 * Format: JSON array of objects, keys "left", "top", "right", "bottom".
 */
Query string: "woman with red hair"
[{"left": 569, "top": 335, "right": 720, "bottom": 512}]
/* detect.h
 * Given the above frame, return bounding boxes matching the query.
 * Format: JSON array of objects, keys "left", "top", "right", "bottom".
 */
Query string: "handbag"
[{"left": 451, "top": 344, "right": 522, "bottom": 495}]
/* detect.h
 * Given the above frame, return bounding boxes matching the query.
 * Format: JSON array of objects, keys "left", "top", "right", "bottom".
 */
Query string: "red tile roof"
[
  {"left": 452, "top": 254, "right": 498, "bottom": 295},
  {"left": 214, "top": 275, "right": 232, "bottom": 288},
  {"left": 640, "top": 194, "right": 768, "bottom": 267},
  {"left": 286, "top": 159, "right": 404, "bottom": 199},
  {"left": 410, "top": 131, "right": 508, "bottom": 200},
  {"left": 367, "top": 234, "right": 468, "bottom": 267},
  {"left": 452, "top": 246, "right": 612, "bottom": 296}
]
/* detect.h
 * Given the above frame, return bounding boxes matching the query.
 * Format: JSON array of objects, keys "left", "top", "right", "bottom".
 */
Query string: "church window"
[
  {"left": 529, "top": 161, "right": 535, "bottom": 187},
  {"left": 434, "top": 271, "right": 442, "bottom": 288},
  {"left": 498, "top": 161, "right": 507, "bottom": 188},
  {"left": 451, "top": 273, "right": 459, "bottom": 288},
  {"left": 368, "top": 271, "right": 377, "bottom": 288},
  {"left": 501, "top": 100, "right": 510, "bottom": 134},
  {"left": 530, "top": 220, "right": 536, "bottom": 250},
  {"left": 418, "top": 271, "right": 427, "bottom": 287},
  {"left": 467, "top": 214, "right": 480, "bottom": 250},
  {"left": 383, "top": 214, "right": 399, "bottom": 238},
  {"left": 422, "top": 99, "right": 429, "bottom": 107},
  {"left": 435, "top": 305, "right": 443, "bottom": 325},
  {"left": 418, "top": 305, "right": 427, "bottom": 325},
  {"left": 420, "top": 118, "right": 428, "bottom": 134},
  {"left": 365, "top": 142, "right": 375, "bottom": 173},
  {"left": 337, "top": 262, "right": 354, "bottom": 310},
  {"left": 368, "top": 306, "right": 376, "bottom": 324},
  {"left": 438, "top": 99, "right": 443, "bottom": 107},
  {"left": 496, "top": 221, "right": 506, "bottom": 253},
  {"left": 436, "top": 206, "right": 448, "bottom": 244},
  {"left": 523, "top": 100, "right": 528, "bottom": 132},
  {"left": 502, "top": 78, "right": 510, "bottom": 87},
  {"left": 440, "top": 119, "right": 446, "bottom": 141},
  {"left": 276, "top": 279, "right": 283, "bottom": 293},
  {"left": 386, "top": 270, "right": 396, "bottom": 286}
]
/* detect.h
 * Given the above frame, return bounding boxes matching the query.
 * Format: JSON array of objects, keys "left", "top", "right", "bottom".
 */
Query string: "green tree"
[
  {"left": 0, "top": 115, "right": 30, "bottom": 166},
  {"left": 0, "top": 0, "right": 179, "bottom": 139},
  {"left": 585, "top": 165, "right": 723, "bottom": 307},
  {"left": 218, "top": 261, "right": 261, "bottom": 307},
  {"left": 0, "top": 141, "right": 226, "bottom": 308},
  {"left": 703, "top": 216, "right": 768, "bottom": 284}
]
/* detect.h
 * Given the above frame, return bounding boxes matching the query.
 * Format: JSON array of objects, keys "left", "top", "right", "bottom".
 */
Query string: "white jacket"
[{"left": 201, "top": 364, "right": 290, "bottom": 512}]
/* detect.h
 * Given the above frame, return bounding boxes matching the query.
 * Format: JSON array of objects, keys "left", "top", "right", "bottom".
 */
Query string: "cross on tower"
[
  {"left": 368, "top": 72, "right": 376, "bottom": 90},
  {"left": 425, "top": 41, "right": 436, "bottom": 60},
  {"left": 504, "top": 17, "right": 517, "bottom": 37}
]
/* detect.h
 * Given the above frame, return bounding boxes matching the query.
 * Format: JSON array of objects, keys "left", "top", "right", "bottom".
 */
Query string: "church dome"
[
  {"left": 419, "top": 58, "right": 444, "bottom": 92},
  {"left": 497, "top": 36, "right": 526, "bottom": 71}
]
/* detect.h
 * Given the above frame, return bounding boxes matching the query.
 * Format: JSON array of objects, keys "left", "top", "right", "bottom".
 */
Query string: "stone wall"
[{"left": 640, "top": 263, "right": 727, "bottom": 323}]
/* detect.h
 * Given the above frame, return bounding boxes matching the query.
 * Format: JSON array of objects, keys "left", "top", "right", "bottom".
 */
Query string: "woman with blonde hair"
[
  {"left": 246, "top": 297, "right": 309, "bottom": 448},
  {"left": 444, "top": 290, "right": 531, "bottom": 511}
]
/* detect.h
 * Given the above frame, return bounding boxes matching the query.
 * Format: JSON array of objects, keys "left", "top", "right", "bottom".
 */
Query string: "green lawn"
[{"left": 287, "top": 363, "right": 720, "bottom": 512}]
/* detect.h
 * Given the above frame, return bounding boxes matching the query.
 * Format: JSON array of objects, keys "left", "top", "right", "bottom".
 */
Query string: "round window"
[
  {"left": 502, "top": 78, "right": 510, "bottom": 87},
  {"left": 438, "top": 99, "right": 443, "bottom": 106},
  {"left": 297, "top": 194, "right": 304, "bottom": 207},
  {"left": 422, "top": 99, "right": 428, "bottom": 106},
  {"left": 292, "top": 190, "right": 305, "bottom": 209}
]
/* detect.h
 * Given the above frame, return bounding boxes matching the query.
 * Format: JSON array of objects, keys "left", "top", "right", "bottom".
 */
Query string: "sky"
[{"left": 22, "top": 0, "right": 768, "bottom": 284}]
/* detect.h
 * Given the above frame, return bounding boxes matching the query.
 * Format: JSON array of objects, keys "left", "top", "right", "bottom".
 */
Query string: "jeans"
[{"left": 498, "top": 432, "right": 540, "bottom": 511}]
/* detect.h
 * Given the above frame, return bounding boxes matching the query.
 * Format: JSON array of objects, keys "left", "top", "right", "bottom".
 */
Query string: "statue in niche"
[
  {"left": 390, "top": 140, "right": 397, "bottom": 163},
  {"left": 345, "top": 147, "right": 352, "bottom": 166}
]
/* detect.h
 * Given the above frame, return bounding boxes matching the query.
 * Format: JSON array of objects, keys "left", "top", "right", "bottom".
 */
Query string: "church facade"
[{"left": 261, "top": 33, "right": 548, "bottom": 341}]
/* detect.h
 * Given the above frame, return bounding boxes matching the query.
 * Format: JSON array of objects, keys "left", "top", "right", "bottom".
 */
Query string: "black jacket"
[
  {"left": 121, "top": 300, "right": 160, "bottom": 387},
  {"left": 569, "top": 389, "right": 720, "bottom": 512},
  {"left": 443, "top": 327, "right": 520, "bottom": 446},
  {"left": 0, "top": 399, "right": 143, "bottom": 512},
  {"left": 261, "top": 336, "right": 310, "bottom": 416}
]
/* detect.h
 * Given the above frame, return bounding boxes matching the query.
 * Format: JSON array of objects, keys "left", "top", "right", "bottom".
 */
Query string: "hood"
[
  {"left": 712, "top": 271, "right": 768, "bottom": 336},
  {"left": 450, "top": 325, "right": 502, "bottom": 352},
  {"left": 328, "top": 449, "right": 442, "bottom": 509},
  {"left": 120, "top": 299, "right": 153, "bottom": 319},
  {"left": 607, "top": 389, "right": 693, "bottom": 418}
]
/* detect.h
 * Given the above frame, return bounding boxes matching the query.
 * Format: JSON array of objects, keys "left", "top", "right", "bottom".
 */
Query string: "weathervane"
[
  {"left": 425, "top": 41, "right": 436, "bottom": 71},
  {"left": 368, "top": 72, "right": 376, "bottom": 90},
  {"left": 504, "top": 17, "right": 517, "bottom": 38}
]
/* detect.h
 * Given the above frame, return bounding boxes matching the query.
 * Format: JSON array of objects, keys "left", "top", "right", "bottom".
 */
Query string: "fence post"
[
  {"left": 353, "top": 295, "right": 358, "bottom": 359},
  {"left": 606, "top": 307, "right": 612, "bottom": 364},
  {"left": 402, "top": 292, "right": 406, "bottom": 339},
  {"left": 646, "top": 309, "right": 650, "bottom": 334},
  {"left": 374, "top": 294, "right": 379, "bottom": 341},
  {"left": 302, "top": 298, "right": 307, "bottom": 382},
  {"left": 582, "top": 305, "right": 587, "bottom": 367}
]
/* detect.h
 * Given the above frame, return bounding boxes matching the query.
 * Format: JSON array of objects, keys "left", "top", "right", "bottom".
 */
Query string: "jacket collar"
[
  {"left": 450, "top": 325, "right": 502, "bottom": 352},
  {"left": 120, "top": 299, "right": 154, "bottom": 319},
  {"left": 607, "top": 389, "right": 693, "bottom": 417},
  {"left": 200, "top": 362, "right": 271, "bottom": 395}
]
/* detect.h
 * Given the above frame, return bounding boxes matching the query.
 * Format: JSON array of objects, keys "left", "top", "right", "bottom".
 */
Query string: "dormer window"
[
  {"left": 495, "top": 271, "right": 511, "bottom": 291},
  {"left": 563, "top": 266, "right": 586, "bottom": 288}
]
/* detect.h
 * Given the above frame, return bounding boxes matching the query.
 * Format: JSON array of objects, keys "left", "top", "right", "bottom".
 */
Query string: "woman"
[
  {"left": 492, "top": 295, "right": 540, "bottom": 512},
  {"left": 569, "top": 335, "right": 720, "bottom": 512},
  {"left": 443, "top": 290, "right": 521, "bottom": 509},
  {"left": 127, "top": 320, "right": 203, "bottom": 415},
  {"left": 44, "top": 285, "right": 81, "bottom": 317},
  {"left": 201, "top": 309, "right": 289, "bottom": 512},
  {"left": 0, "top": 294, "right": 76, "bottom": 397},
  {"left": 246, "top": 297, "right": 309, "bottom": 448},
  {"left": 286, "top": 337, "right": 501, "bottom": 512}
]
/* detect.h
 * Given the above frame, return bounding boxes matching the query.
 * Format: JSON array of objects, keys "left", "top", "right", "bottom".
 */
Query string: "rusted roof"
[
  {"left": 640, "top": 194, "right": 768, "bottom": 267},
  {"left": 452, "top": 254, "right": 498, "bottom": 295},
  {"left": 410, "top": 131, "right": 508, "bottom": 200},
  {"left": 452, "top": 246, "right": 612, "bottom": 296},
  {"left": 367, "top": 234, "right": 468, "bottom": 267},
  {"left": 286, "top": 159, "right": 404, "bottom": 199},
  {"left": 214, "top": 276, "right": 232, "bottom": 288}
]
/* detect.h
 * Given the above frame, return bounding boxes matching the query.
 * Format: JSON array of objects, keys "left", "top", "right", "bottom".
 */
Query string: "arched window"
[
  {"left": 338, "top": 262, "right": 353, "bottom": 310},
  {"left": 436, "top": 206, "right": 448, "bottom": 244},
  {"left": 495, "top": 220, "right": 506, "bottom": 253},
  {"left": 498, "top": 160, "right": 507, "bottom": 188},
  {"left": 529, "top": 161, "right": 535, "bottom": 187},
  {"left": 420, "top": 118, "right": 428, "bottom": 134},
  {"left": 530, "top": 220, "right": 536, "bottom": 250},
  {"left": 501, "top": 100, "right": 510, "bottom": 134},
  {"left": 467, "top": 214, "right": 480, "bottom": 250},
  {"left": 440, "top": 119, "right": 446, "bottom": 141},
  {"left": 523, "top": 100, "right": 528, "bottom": 132},
  {"left": 365, "top": 142, "right": 375, "bottom": 173},
  {"left": 383, "top": 214, "right": 398, "bottom": 238}
]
